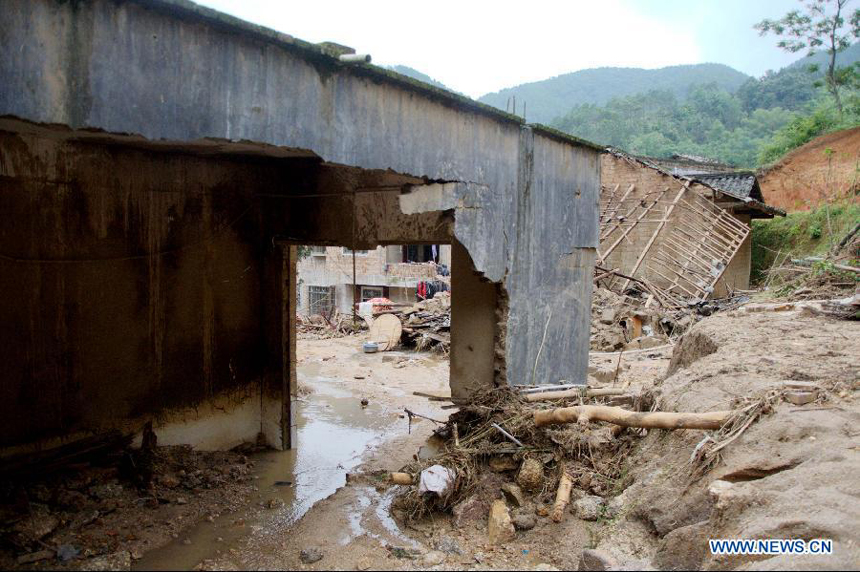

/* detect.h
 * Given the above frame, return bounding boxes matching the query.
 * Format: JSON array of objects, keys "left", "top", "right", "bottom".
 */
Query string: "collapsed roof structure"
[{"left": 598, "top": 149, "right": 784, "bottom": 308}]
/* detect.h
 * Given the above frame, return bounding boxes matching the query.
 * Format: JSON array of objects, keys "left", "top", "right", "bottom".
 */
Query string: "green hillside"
[
  {"left": 477, "top": 64, "right": 750, "bottom": 124},
  {"left": 550, "top": 44, "right": 860, "bottom": 167},
  {"left": 385, "top": 65, "right": 453, "bottom": 91}
]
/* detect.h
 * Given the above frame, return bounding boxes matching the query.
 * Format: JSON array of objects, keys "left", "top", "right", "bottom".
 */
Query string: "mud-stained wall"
[
  {"left": 0, "top": 129, "right": 298, "bottom": 448},
  {"left": 0, "top": 0, "right": 602, "bottom": 410}
]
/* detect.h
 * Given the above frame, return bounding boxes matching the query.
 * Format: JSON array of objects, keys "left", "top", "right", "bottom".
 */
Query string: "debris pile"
[
  {"left": 297, "top": 310, "right": 368, "bottom": 339},
  {"left": 363, "top": 292, "right": 451, "bottom": 354},
  {"left": 396, "top": 293, "right": 451, "bottom": 353},
  {"left": 0, "top": 439, "right": 258, "bottom": 569},
  {"left": 387, "top": 385, "right": 655, "bottom": 526}
]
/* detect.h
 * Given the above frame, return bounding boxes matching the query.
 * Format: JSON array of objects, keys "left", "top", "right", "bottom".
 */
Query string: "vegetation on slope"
[
  {"left": 751, "top": 200, "right": 860, "bottom": 283},
  {"left": 477, "top": 64, "right": 750, "bottom": 124}
]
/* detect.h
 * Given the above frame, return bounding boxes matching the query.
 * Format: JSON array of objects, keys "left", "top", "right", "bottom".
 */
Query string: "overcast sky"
[{"left": 195, "top": 0, "right": 803, "bottom": 98}]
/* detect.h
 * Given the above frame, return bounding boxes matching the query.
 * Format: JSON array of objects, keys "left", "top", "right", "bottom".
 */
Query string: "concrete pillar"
[
  {"left": 262, "top": 243, "right": 297, "bottom": 450},
  {"left": 450, "top": 239, "right": 498, "bottom": 399}
]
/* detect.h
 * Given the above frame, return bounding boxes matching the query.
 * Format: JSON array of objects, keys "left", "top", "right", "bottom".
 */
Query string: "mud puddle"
[{"left": 134, "top": 373, "right": 394, "bottom": 571}]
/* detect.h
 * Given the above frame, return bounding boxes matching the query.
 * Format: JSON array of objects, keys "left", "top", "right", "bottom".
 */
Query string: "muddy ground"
[{"left": 3, "top": 304, "right": 858, "bottom": 571}]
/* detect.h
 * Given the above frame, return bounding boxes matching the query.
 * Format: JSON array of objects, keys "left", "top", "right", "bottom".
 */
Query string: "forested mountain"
[
  {"left": 550, "top": 44, "right": 860, "bottom": 167},
  {"left": 477, "top": 64, "right": 750, "bottom": 124},
  {"left": 385, "top": 65, "right": 452, "bottom": 91}
]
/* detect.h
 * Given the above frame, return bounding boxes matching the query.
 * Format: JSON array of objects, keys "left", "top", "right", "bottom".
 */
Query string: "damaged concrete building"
[
  {"left": 297, "top": 245, "right": 452, "bottom": 316},
  {"left": 0, "top": 0, "right": 600, "bottom": 457},
  {"left": 599, "top": 150, "right": 784, "bottom": 304}
]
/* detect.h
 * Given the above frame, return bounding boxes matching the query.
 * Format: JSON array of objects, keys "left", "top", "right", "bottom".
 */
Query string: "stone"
[
  {"left": 488, "top": 455, "right": 518, "bottom": 472},
  {"left": 89, "top": 483, "right": 123, "bottom": 500},
  {"left": 16, "top": 550, "right": 54, "bottom": 565},
  {"left": 300, "top": 548, "right": 324, "bottom": 564},
  {"left": 573, "top": 496, "right": 604, "bottom": 521},
  {"left": 355, "top": 556, "right": 373, "bottom": 570},
  {"left": 624, "top": 335, "right": 666, "bottom": 351},
  {"left": 421, "top": 551, "right": 446, "bottom": 566},
  {"left": 266, "top": 498, "right": 284, "bottom": 509},
  {"left": 487, "top": 500, "right": 515, "bottom": 545},
  {"left": 175, "top": 497, "right": 188, "bottom": 505},
  {"left": 85, "top": 551, "right": 132, "bottom": 571},
  {"left": 512, "top": 511, "right": 536, "bottom": 531},
  {"left": 517, "top": 459, "right": 544, "bottom": 492},
  {"left": 434, "top": 536, "right": 463, "bottom": 555},
  {"left": 452, "top": 495, "right": 488, "bottom": 528},
  {"left": 578, "top": 549, "right": 618, "bottom": 571},
  {"left": 160, "top": 474, "right": 181, "bottom": 488},
  {"left": 501, "top": 483, "right": 526, "bottom": 507},
  {"left": 653, "top": 521, "right": 710, "bottom": 570},
  {"left": 13, "top": 508, "right": 59, "bottom": 543},
  {"left": 784, "top": 390, "right": 817, "bottom": 405},
  {"left": 56, "top": 489, "right": 90, "bottom": 511}
]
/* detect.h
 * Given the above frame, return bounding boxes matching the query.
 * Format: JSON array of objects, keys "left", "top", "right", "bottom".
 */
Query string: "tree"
[{"left": 755, "top": 0, "right": 860, "bottom": 118}]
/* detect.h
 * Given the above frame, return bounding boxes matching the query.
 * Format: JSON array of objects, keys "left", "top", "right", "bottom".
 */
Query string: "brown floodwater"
[{"left": 133, "top": 367, "right": 395, "bottom": 571}]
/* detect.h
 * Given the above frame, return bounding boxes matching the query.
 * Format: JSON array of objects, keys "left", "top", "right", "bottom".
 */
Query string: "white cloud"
[{"left": 194, "top": 0, "right": 703, "bottom": 98}]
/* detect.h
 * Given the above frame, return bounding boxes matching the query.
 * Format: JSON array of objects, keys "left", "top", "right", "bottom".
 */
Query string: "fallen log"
[
  {"left": 525, "top": 387, "right": 627, "bottom": 403},
  {"left": 551, "top": 470, "right": 573, "bottom": 523},
  {"left": 533, "top": 405, "right": 733, "bottom": 430}
]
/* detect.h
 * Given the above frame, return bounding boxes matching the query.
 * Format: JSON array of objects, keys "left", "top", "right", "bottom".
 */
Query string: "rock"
[
  {"left": 89, "top": 483, "right": 123, "bottom": 500},
  {"left": 532, "top": 565, "right": 560, "bottom": 571},
  {"left": 501, "top": 483, "right": 526, "bottom": 507},
  {"left": 57, "top": 544, "right": 80, "bottom": 562},
  {"left": 603, "top": 494, "right": 626, "bottom": 519},
  {"left": 785, "top": 390, "right": 817, "bottom": 405},
  {"left": 360, "top": 398, "right": 369, "bottom": 407},
  {"left": 517, "top": 459, "right": 544, "bottom": 492},
  {"left": 434, "top": 536, "right": 463, "bottom": 555},
  {"left": 536, "top": 505, "right": 550, "bottom": 517},
  {"left": 16, "top": 550, "right": 54, "bottom": 565},
  {"left": 355, "top": 556, "right": 373, "bottom": 570},
  {"left": 653, "top": 521, "right": 710, "bottom": 570},
  {"left": 573, "top": 496, "right": 604, "bottom": 521},
  {"left": 175, "top": 497, "right": 188, "bottom": 505},
  {"left": 85, "top": 551, "right": 132, "bottom": 571},
  {"left": 182, "top": 539, "right": 192, "bottom": 545},
  {"left": 488, "top": 455, "right": 518, "bottom": 472},
  {"left": 160, "top": 474, "right": 181, "bottom": 488},
  {"left": 625, "top": 335, "right": 666, "bottom": 351},
  {"left": 578, "top": 549, "right": 618, "bottom": 571},
  {"left": 512, "top": 511, "right": 536, "bottom": 531},
  {"left": 452, "top": 495, "right": 489, "bottom": 528},
  {"left": 487, "top": 500, "right": 515, "bottom": 545},
  {"left": 56, "top": 489, "right": 91, "bottom": 511},
  {"left": 266, "top": 498, "right": 284, "bottom": 509},
  {"left": 421, "top": 551, "right": 446, "bottom": 566},
  {"left": 13, "top": 507, "right": 59, "bottom": 543},
  {"left": 300, "top": 548, "right": 324, "bottom": 564}
]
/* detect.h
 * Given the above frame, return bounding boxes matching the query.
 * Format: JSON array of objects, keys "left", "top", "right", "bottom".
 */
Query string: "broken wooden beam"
[
  {"left": 533, "top": 405, "right": 733, "bottom": 430},
  {"left": 524, "top": 387, "right": 627, "bottom": 403}
]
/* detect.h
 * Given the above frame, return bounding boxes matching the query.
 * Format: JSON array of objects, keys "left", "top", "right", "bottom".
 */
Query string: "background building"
[{"left": 297, "top": 245, "right": 452, "bottom": 316}]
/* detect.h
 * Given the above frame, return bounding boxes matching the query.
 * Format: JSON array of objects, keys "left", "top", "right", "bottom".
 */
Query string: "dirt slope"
[
  {"left": 759, "top": 127, "right": 860, "bottom": 212},
  {"left": 595, "top": 304, "right": 860, "bottom": 570}
]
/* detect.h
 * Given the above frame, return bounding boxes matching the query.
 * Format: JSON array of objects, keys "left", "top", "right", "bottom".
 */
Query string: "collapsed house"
[
  {"left": 0, "top": 0, "right": 600, "bottom": 458},
  {"left": 598, "top": 150, "right": 784, "bottom": 306}
]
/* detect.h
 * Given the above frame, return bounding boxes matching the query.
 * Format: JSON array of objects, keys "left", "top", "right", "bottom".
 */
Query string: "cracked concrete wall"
[{"left": 0, "top": 0, "right": 600, "bottom": 432}]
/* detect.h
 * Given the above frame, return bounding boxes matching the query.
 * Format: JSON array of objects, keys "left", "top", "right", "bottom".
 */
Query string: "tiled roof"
[{"left": 606, "top": 148, "right": 785, "bottom": 217}]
